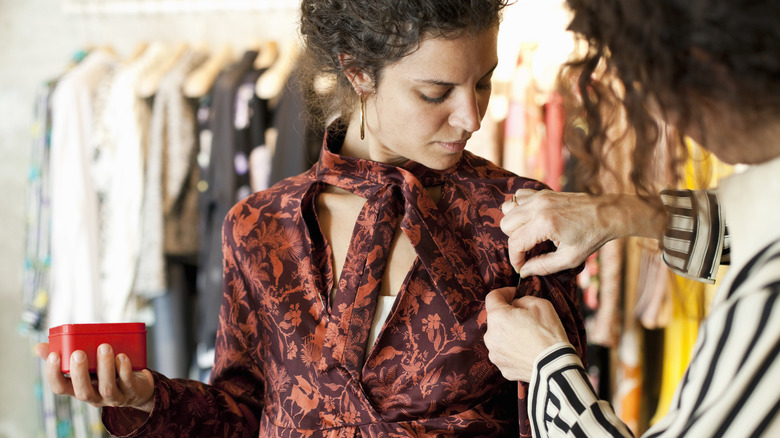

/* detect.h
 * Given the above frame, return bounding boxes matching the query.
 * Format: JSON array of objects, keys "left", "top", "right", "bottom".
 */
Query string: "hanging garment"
[
  {"left": 232, "top": 67, "right": 268, "bottom": 200},
  {"left": 136, "top": 48, "right": 207, "bottom": 297},
  {"left": 48, "top": 49, "right": 116, "bottom": 328},
  {"left": 140, "top": 48, "right": 208, "bottom": 379},
  {"left": 23, "top": 81, "right": 56, "bottom": 332},
  {"left": 267, "top": 66, "right": 322, "bottom": 186},
  {"left": 103, "top": 126, "right": 586, "bottom": 437},
  {"left": 195, "top": 50, "right": 258, "bottom": 365},
  {"left": 650, "top": 274, "right": 706, "bottom": 426},
  {"left": 542, "top": 91, "right": 564, "bottom": 191},
  {"left": 92, "top": 42, "right": 170, "bottom": 323},
  {"left": 586, "top": 239, "right": 623, "bottom": 348},
  {"left": 46, "top": 48, "right": 114, "bottom": 438},
  {"left": 502, "top": 51, "right": 535, "bottom": 177},
  {"left": 26, "top": 80, "right": 67, "bottom": 438}
]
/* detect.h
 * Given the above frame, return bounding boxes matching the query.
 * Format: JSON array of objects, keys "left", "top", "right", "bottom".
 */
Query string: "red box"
[{"left": 48, "top": 323, "right": 147, "bottom": 374}]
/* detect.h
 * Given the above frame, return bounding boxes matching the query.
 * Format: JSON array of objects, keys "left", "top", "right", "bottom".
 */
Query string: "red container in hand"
[{"left": 48, "top": 323, "right": 147, "bottom": 374}]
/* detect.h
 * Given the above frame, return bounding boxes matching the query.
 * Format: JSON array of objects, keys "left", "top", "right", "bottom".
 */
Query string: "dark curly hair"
[
  {"left": 299, "top": 0, "right": 510, "bottom": 128},
  {"left": 559, "top": 0, "right": 780, "bottom": 198}
]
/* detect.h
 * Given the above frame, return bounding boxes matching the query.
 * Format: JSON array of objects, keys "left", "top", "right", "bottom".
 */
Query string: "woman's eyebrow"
[{"left": 413, "top": 62, "right": 499, "bottom": 87}]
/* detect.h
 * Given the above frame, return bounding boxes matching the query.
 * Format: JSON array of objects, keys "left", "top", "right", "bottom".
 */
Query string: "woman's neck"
[
  {"left": 338, "top": 111, "right": 409, "bottom": 167},
  {"left": 339, "top": 111, "right": 372, "bottom": 161},
  {"left": 697, "top": 107, "right": 780, "bottom": 165}
]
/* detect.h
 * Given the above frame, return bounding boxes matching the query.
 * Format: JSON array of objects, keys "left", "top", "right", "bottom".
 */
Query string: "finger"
[
  {"left": 115, "top": 354, "right": 140, "bottom": 399},
  {"left": 35, "top": 343, "right": 51, "bottom": 361},
  {"left": 512, "top": 295, "right": 550, "bottom": 309},
  {"left": 116, "top": 357, "right": 155, "bottom": 412},
  {"left": 96, "top": 344, "right": 122, "bottom": 406},
  {"left": 116, "top": 354, "right": 134, "bottom": 388},
  {"left": 69, "top": 350, "right": 101, "bottom": 405},
  {"left": 519, "top": 247, "right": 582, "bottom": 278},
  {"left": 501, "top": 198, "right": 516, "bottom": 215},
  {"left": 45, "top": 352, "right": 73, "bottom": 397},
  {"left": 508, "top": 246, "right": 527, "bottom": 275},
  {"left": 513, "top": 188, "right": 538, "bottom": 203},
  {"left": 499, "top": 205, "right": 531, "bottom": 235},
  {"left": 506, "top": 226, "right": 550, "bottom": 273},
  {"left": 484, "top": 287, "right": 517, "bottom": 312}
]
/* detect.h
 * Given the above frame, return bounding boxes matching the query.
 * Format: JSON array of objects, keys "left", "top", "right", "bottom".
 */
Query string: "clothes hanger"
[
  {"left": 182, "top": 43, "right": 234, "bottom": 98},
  {"left": 137, "top": 42, "right": 188, "bottom": 98},
  {"left": 254, "top": 40, "right": 279, "bottom": 70},
  {"left": 124, "top": 41, "right": 150, "bottom": 65},
  {"left": 255, "top": 39, "right": 300, "bottom": 100}
]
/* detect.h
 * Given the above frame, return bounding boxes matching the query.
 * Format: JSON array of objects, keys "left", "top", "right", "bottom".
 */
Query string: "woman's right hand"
[
  {"left": 35, "top": 342, "right": 156, "bottom": 413},
  {"left": 500, "top": 189, "right": 665, "bottom": 278},
  {"left": 484, "top": 287, "right": 569, "bottom": 382}
]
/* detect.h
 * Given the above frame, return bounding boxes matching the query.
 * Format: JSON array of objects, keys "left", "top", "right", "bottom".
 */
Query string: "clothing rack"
[{"left": 62, "top": 0, "right": 298, "bottom": 15}]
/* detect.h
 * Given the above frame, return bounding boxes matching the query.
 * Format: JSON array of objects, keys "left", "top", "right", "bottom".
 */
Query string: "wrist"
[
  {"left": 613, "top": 193, "right": 665, "bottom": 241},
  {"left": 533, "top": 342, "right": 581, "bottom": 373}
]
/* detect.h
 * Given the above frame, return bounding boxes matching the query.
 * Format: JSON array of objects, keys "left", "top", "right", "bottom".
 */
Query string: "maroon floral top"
[{"left": 103, "top": 129, "right": 586, "bottom": 437}]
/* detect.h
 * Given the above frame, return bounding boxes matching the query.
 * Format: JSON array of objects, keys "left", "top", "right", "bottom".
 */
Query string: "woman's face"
[{"left": 361, "top": 27, "right": 499, "bottom": 170}]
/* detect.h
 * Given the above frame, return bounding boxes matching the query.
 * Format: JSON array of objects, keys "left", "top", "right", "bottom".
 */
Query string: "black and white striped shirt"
[{"left": 529, "top": 156, "right": 780, "bottom": 437}]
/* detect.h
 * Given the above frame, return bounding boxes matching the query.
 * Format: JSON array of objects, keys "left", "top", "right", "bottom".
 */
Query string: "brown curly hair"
[
  {"left": 559, "top": 0, "right": 780, "bottom": 198},
  {"left": 298, "top": 0, "right": 511, "bottom": 129}
]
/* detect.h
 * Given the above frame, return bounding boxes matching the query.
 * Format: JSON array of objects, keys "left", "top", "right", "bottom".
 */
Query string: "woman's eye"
[{"left": 420, "top": 89, "right": 451, "bottom": 104}]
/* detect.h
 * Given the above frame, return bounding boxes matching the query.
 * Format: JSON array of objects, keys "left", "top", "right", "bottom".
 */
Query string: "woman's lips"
[{"left": 438, "top": 140, "right": 468, "bottom": 153}]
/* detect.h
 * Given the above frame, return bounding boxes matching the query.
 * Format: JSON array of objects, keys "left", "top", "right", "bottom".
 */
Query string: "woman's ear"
[{"left": 338, "top": 53, "right": 373, "bottom": 94}]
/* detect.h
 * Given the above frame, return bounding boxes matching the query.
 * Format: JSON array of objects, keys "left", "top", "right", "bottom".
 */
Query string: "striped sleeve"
[
  {"left": 529, "top": 343, "right": 634, "bottom": 438},
  {"left": 659, "top": 189, "right": 730, "bottom": 284}
]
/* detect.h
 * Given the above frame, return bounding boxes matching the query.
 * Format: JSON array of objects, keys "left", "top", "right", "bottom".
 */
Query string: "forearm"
[{"left": 103, "top": 371, "right": 261, "bottom": 437}]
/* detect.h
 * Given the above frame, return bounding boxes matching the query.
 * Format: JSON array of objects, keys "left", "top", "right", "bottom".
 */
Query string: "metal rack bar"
[{"left": 62, "top": 0, "right": 298, "bottom": 15}]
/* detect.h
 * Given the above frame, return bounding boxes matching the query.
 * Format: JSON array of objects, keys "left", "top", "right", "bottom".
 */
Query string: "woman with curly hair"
[
  {"left": 486, "top": 0, "right": 780, "bottom": 436},
  {"left": 35, "top": 0, "right": 587, "bottom": 436}
]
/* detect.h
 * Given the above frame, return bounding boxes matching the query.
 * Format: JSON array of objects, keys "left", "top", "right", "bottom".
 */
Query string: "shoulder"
[
  {"left": 704, "top": 240, "right": 780, "bottom": 340},
  {"left": 224, "top": 170, "right": 314, "bottom": 244},
  {"left": 452, "top": 151, "right": 549, "bottom": 206},
  {"left": 732, "top": 239, "right": 780, "bottom": 299}
]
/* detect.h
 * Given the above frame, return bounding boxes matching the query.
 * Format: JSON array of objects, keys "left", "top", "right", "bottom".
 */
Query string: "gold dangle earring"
[{"left": 359, "top": 92, "right": 366, "bottom": 140}]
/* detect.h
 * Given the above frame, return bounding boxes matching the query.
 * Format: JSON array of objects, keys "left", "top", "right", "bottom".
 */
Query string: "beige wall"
[{"left": 0, "top": 1, "right": 298, "bottom": 435}]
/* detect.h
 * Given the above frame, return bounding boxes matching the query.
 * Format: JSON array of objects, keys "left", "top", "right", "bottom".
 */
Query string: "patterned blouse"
[{"left": 103, "top": 128, "right": 586, "bottom": 437}]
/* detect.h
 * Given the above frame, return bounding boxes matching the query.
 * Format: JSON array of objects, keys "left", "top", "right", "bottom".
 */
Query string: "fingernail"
[
  {"left": 72, "top": 351, "right": 85, "bottom": 362},
  {"left": 519, "top": 268, "right": 528, "bottom": 279},
  {"left": 117, "top": 354, "right": 127, "bottom": 363},
  {"left": 48, "top": 353, "right": 57, "bottom": 364},
  {"left": 99, "top": 344, "right": 111, "bottom": 355}
]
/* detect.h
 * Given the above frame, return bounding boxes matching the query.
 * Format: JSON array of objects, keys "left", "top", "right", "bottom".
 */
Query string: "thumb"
[{"left": 485, "top": 286, "right": 517, "bottom": 312}]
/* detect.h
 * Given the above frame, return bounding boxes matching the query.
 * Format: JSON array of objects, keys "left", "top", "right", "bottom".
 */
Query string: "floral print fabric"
[{"left": 103, "top": 129, "right": 586, "bottom": 437}]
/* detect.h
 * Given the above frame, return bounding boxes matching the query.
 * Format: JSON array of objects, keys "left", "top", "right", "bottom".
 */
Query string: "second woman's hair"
[{"left": 560, "top": 0, "right": 780, "bottom": 197}]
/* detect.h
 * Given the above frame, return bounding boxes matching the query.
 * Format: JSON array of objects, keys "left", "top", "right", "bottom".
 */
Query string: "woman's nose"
[{"left": 449, "top": 92, "right": 482, "bottom": 133}]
